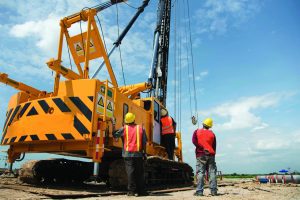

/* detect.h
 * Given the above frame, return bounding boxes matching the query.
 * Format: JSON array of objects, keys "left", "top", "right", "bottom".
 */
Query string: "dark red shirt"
[{"left": 192, "top": 128, "right": 216, "bottom": 157}]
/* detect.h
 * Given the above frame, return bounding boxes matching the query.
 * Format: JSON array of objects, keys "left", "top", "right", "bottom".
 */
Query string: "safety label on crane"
[
  {"left": 106, "top": 101, "right": 113, "bottom": 117},
  {"left": 85, "top": 39, "right": 96, "bottom": 53},
  {"left": 97, "top": 95, "right": 104, "bottom": 114},
  {"left": 100, "top": 86, "right": 113, "bottom": 98},
  {"left": 98, "top": 96, "right": 104, "bottom": 107},
  {"left": 96, "top": 94, "right": 113, "bottom": 118},
  {"left": 74, "top": 42, "right": 84, "bottom": 56},
  {"left": 74, "top": 39, "right": 96, "bottom": 57},
  {"left": 107, "top": 102, "right": 113, "bottom": 111}
]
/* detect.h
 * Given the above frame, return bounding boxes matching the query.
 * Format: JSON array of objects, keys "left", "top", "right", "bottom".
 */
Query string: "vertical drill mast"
[{"left": 148, "top": 0, "right": 171, "bottom": 106}]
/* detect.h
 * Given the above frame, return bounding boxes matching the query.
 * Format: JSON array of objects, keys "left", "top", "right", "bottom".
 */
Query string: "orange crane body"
[{"left": 1, "top": 4, "right": 183, "bottom": 165}]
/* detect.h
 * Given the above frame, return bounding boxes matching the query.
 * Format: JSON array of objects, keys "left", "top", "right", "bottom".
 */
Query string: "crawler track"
[
  {"left": 18, "top": 156, "right": 194, "bottom": 188},
  {"left": 18, "top": 159, "right": 94, "bottom": 184}
]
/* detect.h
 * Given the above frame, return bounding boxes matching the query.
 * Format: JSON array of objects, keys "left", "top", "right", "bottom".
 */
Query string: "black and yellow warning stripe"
[
  {"left": 1, "top": 96, "right": 95, "bottom": 145},
  {"left": 69, "top": 97, "right": 92, "bottom": 121},
  {"left": 2, "top": 133, "right": 77, "bottom": 145},
  {"left": 1, "top": 106, "right": 19, "bottom": 144}
]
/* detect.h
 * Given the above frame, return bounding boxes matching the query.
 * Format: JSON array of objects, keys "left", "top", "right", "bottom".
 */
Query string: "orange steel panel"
[
  {"left": 11, "top": 141, "right": 89, "bottom": 153},
  {"left": 69, "top": 30, "right": 103, "bottom": 63},
  {"left": 2, "top": 79, "right": 98, "bottom": 146},
  {"left": 57, "top": 79, "right": 97, "bottom": 96}
]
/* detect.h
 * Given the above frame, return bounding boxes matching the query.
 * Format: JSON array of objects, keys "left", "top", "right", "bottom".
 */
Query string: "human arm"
[
  {"left": 112, "top": 127, "right": 124, "bottom": 138},
  {"left": 192, "top": 130, "right": 199, "bottom": 147},
  {"left": 212, "top": 134, "right": 217, "bottom": 153},
  {"left": 172, "top": 117, "right": 177, "bottom": 132},
  {"left": 142, "top": 128, "right": 147, "bottom": 160},
  {"left": 142, "top": 128, "right": 147, "bottom": 153}
]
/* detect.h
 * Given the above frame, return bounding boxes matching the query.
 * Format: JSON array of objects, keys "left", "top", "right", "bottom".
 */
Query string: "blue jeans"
[{"left": 196, "top": 155, "right": 217, "bottom": 194}]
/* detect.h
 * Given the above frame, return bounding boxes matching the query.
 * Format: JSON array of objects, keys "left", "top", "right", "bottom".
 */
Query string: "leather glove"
[{"left": 143, "top": 153, "right": 147, "bottom": 161}]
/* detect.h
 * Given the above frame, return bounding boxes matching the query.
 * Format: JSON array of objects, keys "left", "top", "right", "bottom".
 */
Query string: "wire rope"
[
  {"left": 123, "top": 1, "right": 138, "bottom": 9},
  {"left": 64, "top": 35, "right": 74, "bottom": 71},
  {"left": 116, "top": 3, "right": 126, "bottom": 85},
  {"left": 178, "top": 8, "right": 182, "bottom": 132},
  {"left": 173, "top": 0, "right": 177, "bottom": 122},
  {"left": 182, "top": 0, "right": 193, "bottom": 121},
  {"left": 79, "top": 11, "right": 86, "bottom": 56},
  {"left": 186, "top": 0, "right": 199, "bottom": 127},
  {"left": 96, "top": 14, "right": 108, "bottom": 53}
]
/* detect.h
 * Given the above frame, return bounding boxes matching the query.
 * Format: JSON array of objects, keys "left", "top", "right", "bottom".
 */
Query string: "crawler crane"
[{"left": 0, "top": 0, "right": 193, "bottom": 187}]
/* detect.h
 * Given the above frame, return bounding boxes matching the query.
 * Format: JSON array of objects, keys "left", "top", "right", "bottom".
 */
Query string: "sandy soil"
[
  {"left": 0, "top": 178, "right": 299, "bottom": 200},
  {"left": 82, "top": 180, "right": 300, "bottom": 200}
]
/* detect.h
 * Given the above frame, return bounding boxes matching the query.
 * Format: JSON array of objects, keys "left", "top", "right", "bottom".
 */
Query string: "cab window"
[
  {"left": 154, "top": 101, "right": 160, "bottom": 122},
  {"left": 123, "top": 103, "right": 129, "bottom": 123}
]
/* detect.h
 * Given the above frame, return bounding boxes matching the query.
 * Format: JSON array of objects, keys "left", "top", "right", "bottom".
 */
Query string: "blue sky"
[{"left": 0, "top": 0, "right": 299, "bottom": 174}]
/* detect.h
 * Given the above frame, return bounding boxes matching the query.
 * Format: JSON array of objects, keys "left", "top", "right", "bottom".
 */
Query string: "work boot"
[
  {"left": 193, "top": 192, "right": 203, "bottom": 196},
  {"left": 127, "top": 191, "right": 135, "bottom": 196},
  {"left": 211, "top": 191, "right": 218, "bottom": 196},
  {"left": 138, "top": 191, "right": 149, "bottom": 196}
]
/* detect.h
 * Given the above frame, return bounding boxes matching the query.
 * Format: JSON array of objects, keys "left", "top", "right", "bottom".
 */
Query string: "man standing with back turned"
[
  {"left": 113, "top": 112, "right": 148, "bottom": 197},
  {"left": 160, "top": 108, "right": 176, "bottom": 160},
  {"left": 192, "top": 118, "right": 218, "bottom": 196}
]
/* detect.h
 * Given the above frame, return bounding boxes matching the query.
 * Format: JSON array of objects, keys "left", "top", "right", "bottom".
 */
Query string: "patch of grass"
[{"left": 222, "top": 173, "right": 256, "bottom": 179}]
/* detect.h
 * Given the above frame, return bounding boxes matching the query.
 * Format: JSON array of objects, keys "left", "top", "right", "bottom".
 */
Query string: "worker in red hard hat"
[
  {"left": 160, "top": 108, "right": 176, "bottom": 160},
  {"left": 113, "top": 112, "right": 148, "bottom": 196},
  {"left": 192, "top": 118, "right": 218, "bottom": 196}
]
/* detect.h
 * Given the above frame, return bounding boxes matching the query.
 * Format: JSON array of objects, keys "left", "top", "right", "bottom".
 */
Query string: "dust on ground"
[{"left": 0, "top": 178, "right": 299, "bottom": 200}]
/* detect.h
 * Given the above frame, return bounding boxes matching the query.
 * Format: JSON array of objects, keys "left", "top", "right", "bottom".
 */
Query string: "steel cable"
[
  {"left": 116, "top": 3, "right": 126, "bottom": 86},
  {"left": 186, "top": 0, "right": 199, "bottom": 127},
  {"left": 183, "top": 0, "right": 193, "bottom": 121}
]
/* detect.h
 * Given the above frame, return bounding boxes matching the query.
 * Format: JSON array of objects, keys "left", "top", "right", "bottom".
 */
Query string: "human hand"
[{"left": 111, "top": 118, "right": 116, "bottom": 125}]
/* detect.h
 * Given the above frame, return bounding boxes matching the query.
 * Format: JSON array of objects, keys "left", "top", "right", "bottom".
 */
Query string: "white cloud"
[
  {"left": 195, "top": 71, "right": 208, "bottom": 80},
  {"left": 200, "top": 92, "right": 294, "bottom": 131},
  {"left": 250, "top": 129, "right": 300, "bottom": 153},
  {"left": 290, "top": 130, "right": 300, "bottom": 144},
  {"left": 6, "top": 0, "right": 155, "bottom": 84},
  {"left": 251, "top": 122, "right": 269, "bottom": 132},
  {"left": 255, "top": 139, "right": 289, "bottom": 151},
  {"left": 10, "top": 15, "right": 60, "bottom": 55},
  {"left": 1, "top": 0, "right": 93, "bottom": 23},
  {"left": 195, "top": 0, "right": 262, "bottom": 35}
]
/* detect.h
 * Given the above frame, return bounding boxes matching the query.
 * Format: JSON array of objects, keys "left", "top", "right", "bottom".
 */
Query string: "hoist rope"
[
  {"left": 96, "top": 14, "right": 108, "bottom": 53},
  {"left": 116, "top": 3, "right": 126, "bottom": 85},
  {"left": 173, "top": 0, "right": 177, "bottom": 123},
  {"left": 183, "top": 0, "right": 193, "bottom": 120},
  {"left": 186, "top": 0, "right": 199, "bottom": 127},
  {"left": 123, "top": 1, "right": 138, "bottom": 10},
  {"left": 79, "top": 11, "right": 86, "bottom": 56},
  {"left": 66, "top": 39, "right": 73, "bottom": 70},
  {"left": 178, "top": 5, "right": 182, "bottom": 132}
]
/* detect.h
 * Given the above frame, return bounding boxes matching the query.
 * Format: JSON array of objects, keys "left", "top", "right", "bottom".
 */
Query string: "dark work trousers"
[
  {"left": 124, "top": 157, "right": 145, "bottom": 194},
  {"left": 196, "top": 155, "right": 217, "bottom": 194},
  {"left": 162, "top": 134, "right": 175, "bottom": 160}
]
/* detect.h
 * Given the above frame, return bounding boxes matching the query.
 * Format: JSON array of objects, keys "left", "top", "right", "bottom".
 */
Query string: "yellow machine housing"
[{"left": 2, "top": 79, "right": 182, "bottom": 163}]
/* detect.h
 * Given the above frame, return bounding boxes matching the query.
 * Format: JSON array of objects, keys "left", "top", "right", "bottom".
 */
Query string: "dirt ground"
[{"left": 0, "top": 178, "right": 299, "bottom": 200}]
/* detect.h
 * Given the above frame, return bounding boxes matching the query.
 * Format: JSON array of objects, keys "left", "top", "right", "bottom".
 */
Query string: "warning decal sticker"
[
  {"left": 98, "top": 96, "right": 104, "bottom": 107},
  {"left": 107, "top": 102, "right": 113, "bottom": 111},
  {"left": 87, "top": 39, "right": 96, "bottom": 53},
  {"left": 96, "top": 93, "right": 113, "bottom": 118},
  {"left": 74, "top": 42, "right": 84, "bottom": 56},
  {"left": 106, "top": 100, "right": 113, "bottom": 117}
]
